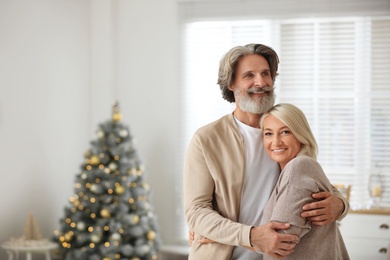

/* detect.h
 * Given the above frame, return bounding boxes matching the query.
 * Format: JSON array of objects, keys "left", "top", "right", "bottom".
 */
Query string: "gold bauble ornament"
[
  {"left": 112, "top": 112, "right": 122, "bottom": 123},
  {"left": 128, "top": 168, "right": 137, "bottom": 176},
  {"left": 132, "top": 215, "right": 139, "bottom": 225},
  {"left": 112, "top": 101, "right": 122, "bottom": 122},
  {"left": 90, "top": 155, "right": 100, "bottom": 165},
  {"left": 115, "top": 185, "right": 125, "bottom": 195},
  {"left": 147, "top": 231, "right": 156, "bottom": 240},
  {"left": 100, "top": 208, "right": 111, "bottom": 218},
  {"left": 64, "top": 232, "right": 72, "bottom": 242},
  {"left": 103, "top": 257, "right": 111, "bottom": 260},
  {"left": 73, "top": 199, "right": 80, "bottom": 207}
]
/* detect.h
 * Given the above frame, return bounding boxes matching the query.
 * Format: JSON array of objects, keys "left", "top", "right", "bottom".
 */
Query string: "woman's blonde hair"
[{"left": 259, "top": 103, "right": 318, "bottom": 160}]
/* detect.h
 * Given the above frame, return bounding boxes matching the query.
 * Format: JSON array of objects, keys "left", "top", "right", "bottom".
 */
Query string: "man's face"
[{"left": 230, "top": 54, "right": 275, "bottom": 114}]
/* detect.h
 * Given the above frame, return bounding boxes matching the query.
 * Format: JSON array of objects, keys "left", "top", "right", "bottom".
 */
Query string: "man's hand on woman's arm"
[
  {"left": 250, "top": 222, "right": 298, "bottom": 259},
  {"left": 189, "top": 222, "right": 298, "bottom": 259},
  {"left": 300, "top": 191, "right": 345, "bottom": 226}
]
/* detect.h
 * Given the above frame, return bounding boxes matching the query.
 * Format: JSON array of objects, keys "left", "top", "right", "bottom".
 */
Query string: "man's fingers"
[
  {"left": 307, "top": 214, "right": 326, "bottom": 220},
  {"left": 310, "top": 217, "right": 328, "bottom": 226},
  {"left": 271, "top": 241, "right": 296, "bottom": 258},
  {"left": 268, "top": 221, "right": 290, "bottom": 230},
  {"left": 276, "top": 249, "right": 294, "bottom": 257},
  {"left": 188, "top": 231, "right": 194, "bottom": 246},
  {"left": 302, "top": 201, "right": 326, "bottom": 211},
  {"left": 198, "top": 238, "right": 215, "bottom": 244},
  {"left": 301, "top": 208, "right": 324, "bottom": 217},
  {"left": 312, "top": 191, "right": 331, "bottom": 200}
]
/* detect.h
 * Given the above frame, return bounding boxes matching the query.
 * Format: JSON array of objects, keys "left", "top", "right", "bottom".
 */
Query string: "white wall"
[
  {"left": 115, "top": 0, "right": 182, "bottom": 247},
  {"left": 0, "top": 0, "right": 181, "bottom": 259}
]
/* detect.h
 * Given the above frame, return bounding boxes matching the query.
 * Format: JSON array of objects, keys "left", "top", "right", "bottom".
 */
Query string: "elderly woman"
[{"left": 259, "top": 103, "right": 350, "bottom": 260}]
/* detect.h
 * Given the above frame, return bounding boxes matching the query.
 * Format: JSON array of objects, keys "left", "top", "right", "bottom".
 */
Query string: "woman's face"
[{"left": 263, "top": 114, "right": 302, "bottom": 170}]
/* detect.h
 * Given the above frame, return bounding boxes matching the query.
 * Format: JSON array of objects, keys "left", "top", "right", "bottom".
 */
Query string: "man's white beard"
[{"left": 235, "top": 88, "right": 275, "bottom": 114}]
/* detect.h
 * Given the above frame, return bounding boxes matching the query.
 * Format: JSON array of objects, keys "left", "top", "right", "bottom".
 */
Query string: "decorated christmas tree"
[{"left": 53, "top": 102, "right": 161, "bottom": 260}]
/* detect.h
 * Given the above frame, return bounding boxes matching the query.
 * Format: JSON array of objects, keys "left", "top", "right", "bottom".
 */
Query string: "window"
[
  {"left": 277, "top": 17, "right": 390, "bottom": 207},
  {"left": 178, "top": 2, "right": 390, "bottom": 242}
]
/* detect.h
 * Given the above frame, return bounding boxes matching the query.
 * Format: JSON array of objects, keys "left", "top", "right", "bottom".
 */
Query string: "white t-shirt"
[{"left": 231, "top": 117, "right": 280, "bottom": 260}]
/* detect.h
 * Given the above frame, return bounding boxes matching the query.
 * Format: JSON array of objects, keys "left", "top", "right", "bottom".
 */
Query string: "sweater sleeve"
[
  {"left": 267, "top": 157, "right": 326, "bottom": 240},
  {"left": 268, "top": 182, "right": 313, "bottom": 241},
  {"left": 331, "top": 185, "right": 350, "bottom": 221}
]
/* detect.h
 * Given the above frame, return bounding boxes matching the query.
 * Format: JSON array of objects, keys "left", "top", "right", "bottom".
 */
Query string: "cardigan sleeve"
[{"left": 183, "top": 130, "right": 252, "bottom": 247}]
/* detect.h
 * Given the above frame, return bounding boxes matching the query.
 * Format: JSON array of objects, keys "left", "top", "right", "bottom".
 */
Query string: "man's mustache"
[{"left": 247, "top": 86, "right": 274, "bottom": 94}]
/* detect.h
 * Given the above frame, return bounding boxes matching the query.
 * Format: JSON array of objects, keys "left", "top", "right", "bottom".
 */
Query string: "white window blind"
[
  {"left": 178, "top": 15, "right": 390, "bottom": 242},
  {"left": 370, "top": 18, "right": 390, "bottom": 205},
  {"left": 277, "top": 18, "right": 386, "bottom": 207}
]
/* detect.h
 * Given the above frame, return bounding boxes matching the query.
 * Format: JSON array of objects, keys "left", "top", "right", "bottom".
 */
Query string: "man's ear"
[{"left": 228, "top": 85, "right": 235, "bottom": 91}]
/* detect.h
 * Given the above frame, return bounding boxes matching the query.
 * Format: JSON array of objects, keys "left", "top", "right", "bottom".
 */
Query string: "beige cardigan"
[
  {"left": 184, "top": 114, "right": 349, "bottom": 259},
  {"left": 184, "top": 114, "right": 252, "bottom": 259}
]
